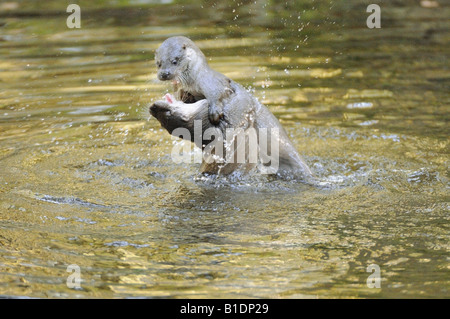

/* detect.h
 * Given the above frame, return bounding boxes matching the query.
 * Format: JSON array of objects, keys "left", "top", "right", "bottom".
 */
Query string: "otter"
[
  {"left": 155, "top": 36, "right": 235, "bottom": 124},
  {"left": 151, "top": 36, "right": 313, "bottom": 180}
]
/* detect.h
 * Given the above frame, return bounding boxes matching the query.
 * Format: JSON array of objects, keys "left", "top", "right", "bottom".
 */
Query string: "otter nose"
[{"left": 159, "top": 71, "right": 172, "bottom": 81}]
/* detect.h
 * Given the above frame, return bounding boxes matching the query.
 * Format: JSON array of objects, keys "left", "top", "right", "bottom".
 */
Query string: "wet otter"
[
  {"left": 155, "top": 36, "right": 234, "bottom": 124},
  {"left": 151, "top": 36, "right": 312, "bottom": 180},
  {"left": 150, "top": 93, "right": 313, "bottom": 180}
]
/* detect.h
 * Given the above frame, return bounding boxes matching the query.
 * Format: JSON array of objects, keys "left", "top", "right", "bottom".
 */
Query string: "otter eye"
[
  {"left": 172, "top": 57, "right": 180, "bottom": 65},
  {"left": 156, "top": 61, "right": 161, "bottom": 68}
]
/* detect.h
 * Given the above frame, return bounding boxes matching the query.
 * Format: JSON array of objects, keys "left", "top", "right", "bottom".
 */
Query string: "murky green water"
[{"left": 0, "top": 0, "right": 448, "bottom": 298}]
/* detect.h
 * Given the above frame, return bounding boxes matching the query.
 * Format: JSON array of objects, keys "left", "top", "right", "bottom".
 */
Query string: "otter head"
[{"left": 155, "top": 36, "right": 206, "bottom": 84}]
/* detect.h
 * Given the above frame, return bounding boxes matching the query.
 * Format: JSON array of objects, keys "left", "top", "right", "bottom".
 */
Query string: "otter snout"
[
  {"left": 149, "top": 94, "right": 175, "bottom": 118},
  {"left": 158, "top": 70, "right": 174, "bottom": 81}
]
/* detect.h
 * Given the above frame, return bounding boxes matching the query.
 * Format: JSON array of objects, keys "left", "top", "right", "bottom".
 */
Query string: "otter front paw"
[{"left": 208, "top": 103, "right": 223, "bottom": 125}]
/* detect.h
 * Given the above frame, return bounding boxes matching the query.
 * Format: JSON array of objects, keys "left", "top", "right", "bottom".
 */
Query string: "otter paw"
[{"left": 208, "top": 105, "right": 223, "bottom": 125}]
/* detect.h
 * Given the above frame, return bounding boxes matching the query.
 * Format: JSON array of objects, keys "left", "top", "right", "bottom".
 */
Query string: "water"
[{"left": 0, "top": 0, "right": 448, "bottom": 298}]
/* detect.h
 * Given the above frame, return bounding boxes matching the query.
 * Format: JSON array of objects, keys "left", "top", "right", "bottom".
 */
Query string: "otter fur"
[{"left": 151, "top": 36, "right": 312, "bottom": 180}]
